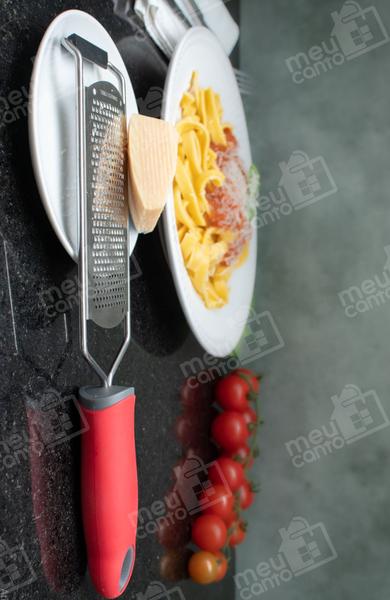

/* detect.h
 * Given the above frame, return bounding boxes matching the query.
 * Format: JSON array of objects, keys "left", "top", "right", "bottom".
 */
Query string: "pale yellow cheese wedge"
[{"left": 128, "top": 114, "right": 179, "bottom": 233}]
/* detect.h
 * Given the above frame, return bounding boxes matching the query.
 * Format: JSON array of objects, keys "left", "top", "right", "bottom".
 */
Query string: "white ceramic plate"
[
  {"left": 162, "top": 27, "right": 257, "bottom": 358},
  {"left": 29, "top": 9, "right": 138, "bottom": 261}
]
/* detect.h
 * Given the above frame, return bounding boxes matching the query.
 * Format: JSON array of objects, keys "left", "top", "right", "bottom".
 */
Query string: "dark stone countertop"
[{"left": 0, "top": 1, "right": 238, "bottom": 598}]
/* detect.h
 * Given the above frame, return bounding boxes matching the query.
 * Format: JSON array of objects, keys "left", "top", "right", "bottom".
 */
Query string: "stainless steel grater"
[
  {"left": 63, "top": 33, "right": 130, "bottom": 386},
  {"left": 62, "top": 33, "right": 138, "bottom": 600},
  {"left": 86, "top": 82, "right": 128, "bottom": 329}
]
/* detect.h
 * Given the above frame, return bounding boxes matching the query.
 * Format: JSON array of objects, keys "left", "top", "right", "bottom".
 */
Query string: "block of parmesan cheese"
[{"left": 128, "top": 114, "right": 179, "bottom": 233}]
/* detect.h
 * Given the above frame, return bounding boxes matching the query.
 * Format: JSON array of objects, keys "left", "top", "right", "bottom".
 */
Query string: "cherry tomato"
[
  {"left": 229, "top": 521, "right": 246, "bottom": 546},
  {"left": 201, "top": 484, "right": 234, "bottom": 523},
  {"left": 225, "top": 510, "right": 238, "bottom": 527},
  {"left": 215, "top": 374, "right": 250, "bottom": 412},
  {"left": 211, "top": 411, "right": 249, "bottom": 452},
  {"left": 188, "top": 551, "right": 218, "bottom": 584},
  {"left": 180, "top": 379, "right": 213, "bottom": 415},
  {"left": 234, "top": 368, "right": 260, "bottom": 394},
  {"left": 237, "top": 480, "right": 254, "bottom": 510},
  {"left": 208, "top": 457, "right": 245, "bottom": 492},
  {"left": 157, "top": 511, "right": 192, "bottom": 548},
  {"left": 160, "top": 548, "right": 193, "bottom": 581},
  {"left": 242, "top": 407, "right": 258, "bottom": 430},
  {"left": 192, "top": 514, "right": 227, "bottom": 552},
  {"left": 214, "top": 551, "right": 228, "bottom": 582},
  {"left": 226, "top": 445, "right": 254, "bottom": 469},
  {"left": 175, "top": 414, "right": 208, "bottom": 448}
]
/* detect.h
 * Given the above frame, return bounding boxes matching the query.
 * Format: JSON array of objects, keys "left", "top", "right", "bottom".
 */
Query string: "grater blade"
[{"left": 85, "top": 81, "right": 129, "bottom": 329}]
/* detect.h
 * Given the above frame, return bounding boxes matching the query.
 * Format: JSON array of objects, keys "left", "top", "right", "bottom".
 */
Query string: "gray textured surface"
[{"left": 237, "top": 0, "right": 390, "bottom": 598}]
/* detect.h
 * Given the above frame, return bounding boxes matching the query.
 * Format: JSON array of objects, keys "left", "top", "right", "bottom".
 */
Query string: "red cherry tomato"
[
  {"left": 234, "top": 368, "right": 260, "bottom": 394},
  {"left": 229, "top": 521, "right": 246, "bottom": 546},
  {"left": 226, "top": 445, "right": 254, "bottom": 469},
  {"left": 242, "top": 407, "right": 258, "bottom": 430},
  {"left": 211, "top": 411, "right": 249, "bottom": 452},
  {"left": 215, "top": 374, "right": 250, "bottom": 412},
  {"left": 237, "top": 480, "right": 254, "bottom": 510},
  {"left": 214, "top": 551, "right": 228, "bottom": 582},
  {"left": 201, "top": 484, "right": 234, "bottom": 524},
  {"left": 225, "top": 510, "right": 238, "bottom": 527},
  {"left": 175, "top": 414, "right": 207, "bottom": 448},
  {"left": 192, "top": 514, "right": 227, "bottom": 552},
  {"left": 156, "top": 511, "right": 192, "bottom": 548},
  {"left": 208, "top": 457, "right": 245, "bottom": 492},
  {"left": 188, "top": 551, "right": 218, "bottom": 584},
  {"left": 180, "top": 379, "right": 213, "bottom": 415}
]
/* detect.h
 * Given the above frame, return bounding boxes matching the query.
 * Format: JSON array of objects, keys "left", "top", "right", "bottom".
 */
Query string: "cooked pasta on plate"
[{"left": 173, "top": 71, "right": 259, "bottom": 309}]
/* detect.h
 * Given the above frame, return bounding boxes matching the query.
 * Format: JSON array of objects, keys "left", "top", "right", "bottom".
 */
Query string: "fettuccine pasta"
[{"left": 174, "top": 72, "right": 253, "bottom": 309}]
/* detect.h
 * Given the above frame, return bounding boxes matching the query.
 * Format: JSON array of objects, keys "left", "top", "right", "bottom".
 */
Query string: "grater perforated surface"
[{"left": 85, "top": 81, "right": 129, "bottom": 329}]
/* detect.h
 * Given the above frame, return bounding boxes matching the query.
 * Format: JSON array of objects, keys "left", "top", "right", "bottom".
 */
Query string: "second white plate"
[{"left": 162, "top": 27, "right": 257, "bottom": 358}]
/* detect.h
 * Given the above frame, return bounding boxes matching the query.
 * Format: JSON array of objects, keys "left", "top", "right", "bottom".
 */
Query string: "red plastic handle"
[{"left": 79, "top": 390, "right": 138, "bottom": 599}]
